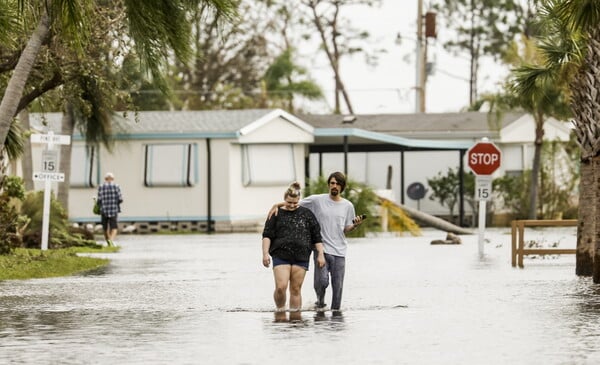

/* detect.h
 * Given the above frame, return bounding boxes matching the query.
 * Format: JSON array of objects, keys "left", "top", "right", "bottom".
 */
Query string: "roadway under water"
[{"left": 1, "top": 227, "right": 598, "bottom": 364}]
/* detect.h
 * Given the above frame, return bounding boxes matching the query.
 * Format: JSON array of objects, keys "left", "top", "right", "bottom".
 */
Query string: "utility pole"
[
  {"left": 415, "top": 0, "right": 436, "bottom": 113},
  {"left": 415, "top": 0, "right": 425, "bottom": 113}
]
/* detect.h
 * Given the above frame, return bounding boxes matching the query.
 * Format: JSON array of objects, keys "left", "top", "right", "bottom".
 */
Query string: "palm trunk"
[
  {"left": 576, "top": 158, "right": 594, "bottom": 276},
  {"left": 527, "top": 115, "right": 544, "bottom": 219},
  {"left": 593, "top": 156, "right": 600, "bottom": 282},
  {"left": 0, "top": 9, "right": 49, "bottom": 153},
  {"left": 380, "top": 197, "right": 473, "bottom": 235},
  {"left": 570, "top": 29, "right": 600, "bottom": 277},
  {"left": 19, "top": 109, "right": 34, "bottom": 191}
]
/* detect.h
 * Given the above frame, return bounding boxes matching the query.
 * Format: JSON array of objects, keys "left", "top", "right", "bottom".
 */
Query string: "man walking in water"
[
  {"left": 270, "top": 172, "right": 364, "bottom": 311},
  {"left": 97, "top": 172, "right": 123, "bottom": 247}
]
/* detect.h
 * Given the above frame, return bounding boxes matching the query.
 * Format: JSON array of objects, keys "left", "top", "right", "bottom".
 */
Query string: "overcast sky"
[{"left": 297, "top": 1, "right": 510, "bottom": 115}]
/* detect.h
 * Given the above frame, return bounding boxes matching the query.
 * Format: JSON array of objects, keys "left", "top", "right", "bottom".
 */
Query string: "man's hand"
[
  {"left": 314, "top": 243, "right": 326, "bottom": 268},
  {"left": 316, "top": 251, "right": 326, "bottom": 268},
  {"left": 267, "top": 203, "right": 283, "bottom": 220},
  {"left": 353, "top": 214, "right": 365, "bottom": 226}
]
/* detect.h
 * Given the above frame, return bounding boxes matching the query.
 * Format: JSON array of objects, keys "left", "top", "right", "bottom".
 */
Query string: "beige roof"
[{"left": 299, "top": 112, "right": 525, "bottom": 140}]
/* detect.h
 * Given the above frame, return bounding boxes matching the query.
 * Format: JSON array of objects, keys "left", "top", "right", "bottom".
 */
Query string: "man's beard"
[{"left": 330, "top": 189, "right": 339, "bottom": 196}]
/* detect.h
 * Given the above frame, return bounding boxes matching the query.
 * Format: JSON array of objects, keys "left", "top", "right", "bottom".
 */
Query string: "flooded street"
[{"left": 1, "top": 227, "right": 599, "bottom": 364}]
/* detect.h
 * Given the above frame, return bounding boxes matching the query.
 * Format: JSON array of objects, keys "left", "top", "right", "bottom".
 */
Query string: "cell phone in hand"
[{"left": 354, "top": 214, "right": 367, "bottom": 224}]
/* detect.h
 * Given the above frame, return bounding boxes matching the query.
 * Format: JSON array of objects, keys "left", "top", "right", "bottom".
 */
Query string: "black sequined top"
[{"left": 262, "top": 206, "right": 322, "bottom": 263}]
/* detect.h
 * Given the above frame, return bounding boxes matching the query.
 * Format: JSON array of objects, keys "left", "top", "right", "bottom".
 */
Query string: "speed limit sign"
[
  {"left": 41, "top": 150, "right": 58, "bottom": 172},
  {"left": 475, "top": 176, "right": 493, "bottom": 201}
]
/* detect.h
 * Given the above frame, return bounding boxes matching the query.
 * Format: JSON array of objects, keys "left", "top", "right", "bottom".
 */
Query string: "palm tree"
[
  {"left": 511, "top": 0, "right": 600, "bottom": 279},
  {"left": 262, "top": 48, "right": 323, "bottom": 112},
  {"left": 0, "top": 0, "right": 236, "bottom": 163},
  {"left": 502, "top": 36, "right": 572, "bottom": 220}
]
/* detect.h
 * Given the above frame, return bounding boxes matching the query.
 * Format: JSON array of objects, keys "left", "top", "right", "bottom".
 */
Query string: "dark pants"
[
  {"left": 313, "top": 253, "right": 346, "bottom": 310},
  {"left": 101, "top": 215, "right": 118, "bottom": 231}
]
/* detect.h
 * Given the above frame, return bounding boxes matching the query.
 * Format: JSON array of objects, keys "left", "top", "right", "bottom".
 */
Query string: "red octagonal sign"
[{"left": 467, "top": 141, "right": 502, "bottom": 175}]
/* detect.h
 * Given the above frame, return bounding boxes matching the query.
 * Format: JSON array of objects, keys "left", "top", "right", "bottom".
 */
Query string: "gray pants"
[{"left": 314, "top": 253, "right": 346, "bottom": 310}]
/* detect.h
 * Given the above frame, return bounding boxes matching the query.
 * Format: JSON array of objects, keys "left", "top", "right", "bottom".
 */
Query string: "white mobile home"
[{"left": 27, "top": 109, "right": 313, "bottom": 233}]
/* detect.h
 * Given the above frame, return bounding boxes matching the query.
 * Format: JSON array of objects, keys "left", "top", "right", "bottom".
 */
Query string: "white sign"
[
  {"left": 42, "top": 150, "right": 58, "bottom": 172},
  {"left": 30, "top": 133, "right": 71, "bottom": 145},
  {"left": 33, "top": 172, "right": 65, "bottom": 182},
  {"left": 475, "top": 176, "right": 493, "bottom": 201}
]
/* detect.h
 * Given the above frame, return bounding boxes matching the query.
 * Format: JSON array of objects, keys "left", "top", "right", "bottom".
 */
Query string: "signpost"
[
  {"left": 30, "top": 131, "right": 71, "bottom": 250},
  {"left": 467, "top": 138, "right": 502, "bottom": 258}
]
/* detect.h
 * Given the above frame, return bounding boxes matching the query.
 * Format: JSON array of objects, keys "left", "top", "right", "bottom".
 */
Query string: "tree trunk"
[
  {"left": 593, "top": 156, "right": 600, "bottom": 282},
  {"left": 527, "top": 114, "right": 544, "bottom": 219},
  {"left": 390, "top": 198, "right": 473, "bottom": 235},
  {"left": 57, "top": 104, "right": 75, "bottom": 213},
  {"left": 0, "top": 9, "right": 49, "bottom": 153},
  {"left": 19, "top": 109, "right": 34, "bottom": 191},
  {"left": 576, "top": 158, "right": 594, "bottom": 276},
  {"left": 306, "top": 1, "right": 354, "bottom": 115}
]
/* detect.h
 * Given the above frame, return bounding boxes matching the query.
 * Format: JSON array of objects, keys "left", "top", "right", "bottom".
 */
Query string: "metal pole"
[
  {"left": 416, "top": 0, "right": 425, "bottom": 113},
  {"left": 343, "top": 136, "right": 349, "bottom": 175},
  {"left": 478, "top": 200, "right": 486, "bottom": 258},
  {"left": 41, "top": 131, "right": 54, "bottom": 250}
]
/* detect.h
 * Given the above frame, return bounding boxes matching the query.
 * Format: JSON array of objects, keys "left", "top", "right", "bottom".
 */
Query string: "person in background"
[
  {"left": 268, "top": 172, "right": 364, "bottom": 312},
  {"left": 97, "top": 172, "right": 123, "bottom": 247},
  {"left": 262, "top": 182, "right": 326, "bottom": 317}
]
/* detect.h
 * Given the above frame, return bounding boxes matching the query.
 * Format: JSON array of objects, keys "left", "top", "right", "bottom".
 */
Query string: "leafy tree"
[
  {"left": 262, "top": 48, "right": 323, "bottom": 112},
  {"left": 493, "top": 139, "right": 578, "bottom": 221},
  {"left": 163, "top": 0, "right": 271, "bottom": 110},
  {"left": 299, "top": 0, "right": 384, "bottom": 114},
  {"left": 427, "top": 167, "right": 476, "bottom": 225},
  {"left": 493, "top": 172, "right": 529, "bottom": 219},
  {"left": 432, "top": 0, "right": 528, "bottom": 106}
]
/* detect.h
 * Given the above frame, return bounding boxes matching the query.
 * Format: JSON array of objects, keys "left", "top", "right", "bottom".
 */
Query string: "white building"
[{"left": 27, "top": 109, "right": 313, "bottom": 233}]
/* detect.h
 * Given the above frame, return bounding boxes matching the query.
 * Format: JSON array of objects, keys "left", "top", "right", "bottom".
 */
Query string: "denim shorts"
[{"left": 272, "top": 256, "right": 309, "bottom": 270}]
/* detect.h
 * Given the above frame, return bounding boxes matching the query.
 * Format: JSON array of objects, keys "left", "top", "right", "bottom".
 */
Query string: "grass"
[{"left": 0, "top": 246, "right": 118, "bottom": 281}]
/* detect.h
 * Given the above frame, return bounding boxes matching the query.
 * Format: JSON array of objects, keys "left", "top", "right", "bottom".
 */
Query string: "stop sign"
[{"left": 467, "top": 141, "right": 501, "bottom": 175}]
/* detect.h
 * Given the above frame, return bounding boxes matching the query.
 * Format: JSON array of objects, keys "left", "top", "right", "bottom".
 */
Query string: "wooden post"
[
  {"left": 518, "top": 221, "right": 525, "bottom": 268},
  {"left": 511, "top": 220, "right": 517, "bottom": 267}
]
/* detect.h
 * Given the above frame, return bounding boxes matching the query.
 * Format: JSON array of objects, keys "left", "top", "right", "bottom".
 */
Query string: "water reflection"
[{"left": 2, "top": 229, "right": 600, "bottom": 364}]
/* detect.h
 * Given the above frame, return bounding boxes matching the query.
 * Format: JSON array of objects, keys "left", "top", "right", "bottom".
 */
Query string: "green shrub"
[
  {"left": 20, "top": 191, "right": 99, "bottom": 249},
  {"left": 304, "top": 175, "right": 419, "bottom": 237},
  {"left": 0, "top": 176, "right": 27, "bottom": 255}
]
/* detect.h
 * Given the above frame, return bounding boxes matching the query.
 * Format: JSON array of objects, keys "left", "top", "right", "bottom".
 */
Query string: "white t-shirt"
[{"left": 300, "top": 194, "right": 355, "bottom": 257}]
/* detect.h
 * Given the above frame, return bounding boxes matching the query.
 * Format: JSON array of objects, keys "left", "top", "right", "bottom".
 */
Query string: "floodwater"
[{"left": 1, "top": 227, "right": 599, "bottom": 365}]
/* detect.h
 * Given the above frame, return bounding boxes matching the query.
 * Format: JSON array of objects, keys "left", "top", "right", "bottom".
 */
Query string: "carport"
[{"left": 308, "top": 127, "right": 473, "bottom": 227}]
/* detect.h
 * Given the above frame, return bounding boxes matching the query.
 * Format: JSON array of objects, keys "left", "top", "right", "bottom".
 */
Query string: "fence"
[{"left": 511, "top": 219, "right": 577, "bottom": 268}]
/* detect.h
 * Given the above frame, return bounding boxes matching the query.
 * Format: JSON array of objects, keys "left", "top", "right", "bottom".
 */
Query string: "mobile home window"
[
  {"left": 70, "top": 145, "right": 98, "bottom": 187},
  {"left": 144, "top": 144, "right": 197, "bottom": 187},
  {"left": 242, "top": 144, "right": 296, "bottom": 186}
]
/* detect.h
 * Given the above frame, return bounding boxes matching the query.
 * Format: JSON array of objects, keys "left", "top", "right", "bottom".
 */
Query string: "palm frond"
[
  {"left": 555, "top": 0, "right": 600, "bottom": 34},
  {"left": 0, "top": 0, "right": 21, "bottom": 48},
  {"left": 124, "top": 0, "right": 237, "bottom": 92},
  {"left": 51, "top": 0, "right": 94, "bottom": 53},
  {"left": 3, "top": 119, "right": 24, "bottom": 161}
]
